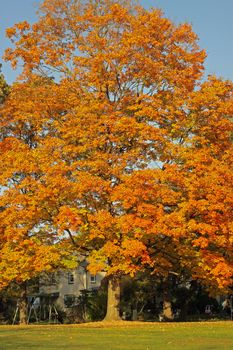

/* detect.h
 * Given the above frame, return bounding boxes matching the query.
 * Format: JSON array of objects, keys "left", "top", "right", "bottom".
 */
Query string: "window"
[
  {"left": 68, "top": 272, "right": 74, "bottom": 284},
  {"left": 50, "top": 273, "right": 57, "bottom": 285},
  {"left": 90, "top": 275, "right": 96, "bottom": 284},
  {"left": 64, "top": 294, "right": 77, "bottom": 308},
  {"left": 43, "top": 272, "right": 57, "bottom": 286}
]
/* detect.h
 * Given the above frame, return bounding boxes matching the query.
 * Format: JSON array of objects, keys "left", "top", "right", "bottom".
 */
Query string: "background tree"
[
  {"left": 177, "top": 77, "right": 233, "bottom": 293},
  {"left": 114, "top": 75, "right": 233, "bottom": 315},
  {"left": 0, "top": 76, "right": 76, "bottom": 323}
]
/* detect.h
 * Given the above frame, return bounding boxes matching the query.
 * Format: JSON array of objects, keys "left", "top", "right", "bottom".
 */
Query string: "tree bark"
[
  {"left": 104, "top": 275, "right": 121, "bottom": 321},
  {"left": 162, "top": 282, "right": 173, "bottom": 321},
  {"left": 18, "top": 284, "right": 28, "bottom": 325},
  {"left": 163, "top": 298, "right": 173, "bottom": 321}
]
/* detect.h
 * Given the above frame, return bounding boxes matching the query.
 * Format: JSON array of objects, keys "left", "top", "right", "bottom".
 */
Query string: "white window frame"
[
  {"left": 68, "top": 272, "right": 74, "bottom": 284},
  {"left": 90, "top": 274, "right": 96, "bottom": 284}
]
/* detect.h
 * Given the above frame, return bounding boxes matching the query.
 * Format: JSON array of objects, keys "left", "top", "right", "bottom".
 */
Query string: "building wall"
[{"left": 39, "top": 265, "right": 105, "bottom": 309}]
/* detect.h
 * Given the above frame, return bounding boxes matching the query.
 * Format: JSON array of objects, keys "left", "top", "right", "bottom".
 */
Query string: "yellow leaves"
[
  {"left": 214, "top": 268, "right": 233, "bottom": 290},
  {"left": 5, "top": 27, "right": 17, "bottom": 38},
  {"left": 187, "top": 77, "right": 233, "bottom": 154},
  {"left": 88, "top": 238, "right": 151, "bottom": 277},
  {"left": 87, "top": 249, "right": 109, "bottom": 275},
  {"left": 16, "top": 21, "right": 31, "bottom": 32},
  {"left": 109, "top": 3, "right": 129, "bottom": 22},
  {"left": 0, "top": 236, "right": 62, "bottom": 289},
  {"left": 56, "top": 206, "right": 82, "bottom": 232},
  {"left": 172, "top": 23, "right": 198, "bottom": 44},
  {"left": 193, "top": 237, "right": 209, "bottom": 249},
  {"left": 5, "top": 21, "right": 30, "bottom": 40},
  {"left": 121, "top": 239, "right": 151, "bottom": 266},
  {"left": 196, "top": 253, "right": 233, "bottom": 291},
  {"left": 0, "top": 0, "right": 232, "bottom": 293},
  {"left": 4, "top": 0, "right": 205, "bottom": 96}
]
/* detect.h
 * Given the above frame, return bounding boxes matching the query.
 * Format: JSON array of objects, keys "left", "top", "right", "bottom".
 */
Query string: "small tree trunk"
[
  {"left": 18, "top": 284, "right": 28, "bottom": 325},
  {"left": 104, "top": 275, "right": 121, "bottom": 321}
]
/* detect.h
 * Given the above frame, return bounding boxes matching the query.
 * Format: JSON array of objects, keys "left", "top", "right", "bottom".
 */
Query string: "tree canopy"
[{"left": 0, "top": 0, "right": 232, "bottom": 319}]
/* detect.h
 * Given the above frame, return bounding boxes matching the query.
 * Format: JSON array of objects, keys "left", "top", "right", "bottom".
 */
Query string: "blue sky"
[{"left": 1, "top": 0, "right": 233, "bottom": 83}]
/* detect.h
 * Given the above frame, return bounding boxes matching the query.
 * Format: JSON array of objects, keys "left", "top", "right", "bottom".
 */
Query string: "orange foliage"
[{"left": 0, "top": 0, "right": 232, "bottom": 294}]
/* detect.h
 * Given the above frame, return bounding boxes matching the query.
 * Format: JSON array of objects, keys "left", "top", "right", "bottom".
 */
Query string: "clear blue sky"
[{"left": 1, "top": 0, "right": 233, "bottom": 83}]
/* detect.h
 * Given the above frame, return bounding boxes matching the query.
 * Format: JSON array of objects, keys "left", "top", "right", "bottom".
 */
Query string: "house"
[{"left": 39, "top": 262, "right": 105, "bottom": 309}]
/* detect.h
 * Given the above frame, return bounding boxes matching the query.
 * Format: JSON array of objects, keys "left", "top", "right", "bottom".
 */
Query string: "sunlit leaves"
[{"left": 0, "top": 0, "right": 232, "bottom": 295}]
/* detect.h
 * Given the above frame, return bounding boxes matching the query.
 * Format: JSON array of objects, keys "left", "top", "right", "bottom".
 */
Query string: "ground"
[{"left": 0, "top": 321, "right": 233, "bottom": 349}]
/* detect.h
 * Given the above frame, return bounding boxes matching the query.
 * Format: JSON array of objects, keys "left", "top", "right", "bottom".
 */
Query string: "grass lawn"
[{"left": 0, "top": 321, "right": 232, "bottom": 350}]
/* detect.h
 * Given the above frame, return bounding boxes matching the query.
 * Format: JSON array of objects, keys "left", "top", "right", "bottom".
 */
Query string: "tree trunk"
[
  {"left": 104, "top": 275, "right": 121, "bottom": 321},
  {"left": 163, "top": 299, "right": 173, "bottom": 321},
  {"left": 18, "top": 284, "right": 28, "bottom": 325},
  {"left": 163, "top": 283, "right": 173, "bottom": 321}
]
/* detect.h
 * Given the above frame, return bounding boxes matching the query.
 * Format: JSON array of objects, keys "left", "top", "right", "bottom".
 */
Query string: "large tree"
[{"left": 1, "top": 0, "right": 232, "bottom": 321}]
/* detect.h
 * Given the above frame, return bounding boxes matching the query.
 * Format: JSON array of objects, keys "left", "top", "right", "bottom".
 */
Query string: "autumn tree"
[
  {"left": 154, "top": 78, "right": 233, "bottom": 306},
  {"left": 2, "top": 0, "right": 232, "bottom": 322},
  {"left": 176, "top": 77, "right": 233, "bottom": 294},
  {"left": 0, "top": 77, "right": 75, "bottom": 323},
  {"left": 112, "top": 75, "right": 233, "bottom": 318}
]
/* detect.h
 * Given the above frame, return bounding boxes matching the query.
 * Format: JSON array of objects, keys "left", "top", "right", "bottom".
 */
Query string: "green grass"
[{"left": 0, "top": 321, "right": 233, "bottom": 350}]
